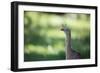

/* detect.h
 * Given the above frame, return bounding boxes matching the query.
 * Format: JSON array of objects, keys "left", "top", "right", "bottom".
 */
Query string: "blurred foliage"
[{"left": 24, "top": 11, "right": 90, "bottom": 61}]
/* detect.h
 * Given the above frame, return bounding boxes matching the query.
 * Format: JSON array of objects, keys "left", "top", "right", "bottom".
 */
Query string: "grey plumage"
[
  {"left": 61, "top": 24, "right": 81, "bottom": 59},
  {"left": 67, "top": 48, "right": 81, "bottom": 59}
]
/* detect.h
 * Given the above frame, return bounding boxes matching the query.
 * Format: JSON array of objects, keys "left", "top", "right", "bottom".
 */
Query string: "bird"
[{"left": 61, "top": 24, "right": 81, "bottom": 59}]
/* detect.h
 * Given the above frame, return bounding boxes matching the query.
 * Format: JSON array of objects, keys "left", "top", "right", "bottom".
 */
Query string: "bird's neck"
[{"left": 65, "top": 30, "right": 72, "bottom": 59}]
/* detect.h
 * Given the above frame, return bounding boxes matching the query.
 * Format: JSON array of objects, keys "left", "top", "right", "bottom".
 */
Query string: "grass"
[{"left": 24, "top": 51, "right": 66, "bottom": 61}]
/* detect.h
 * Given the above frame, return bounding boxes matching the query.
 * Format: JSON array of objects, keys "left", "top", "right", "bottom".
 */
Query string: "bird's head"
[{"left": 61, "top": 24, "right": 70, "bottom": 32}]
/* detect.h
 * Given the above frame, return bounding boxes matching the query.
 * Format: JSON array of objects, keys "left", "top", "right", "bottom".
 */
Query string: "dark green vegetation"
[{"left": 24, "top": 11, "right": 90, "bottom": 61}]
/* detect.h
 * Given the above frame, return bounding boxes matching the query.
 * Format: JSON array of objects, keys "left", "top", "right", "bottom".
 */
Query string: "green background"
[{"left": 24, "top": 11, "right": 90, "bottom": 61}]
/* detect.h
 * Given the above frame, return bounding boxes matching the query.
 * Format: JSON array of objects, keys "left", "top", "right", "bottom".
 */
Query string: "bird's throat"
[{"left": 65, "top": 30, "right": 72, "bottom": 59}]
